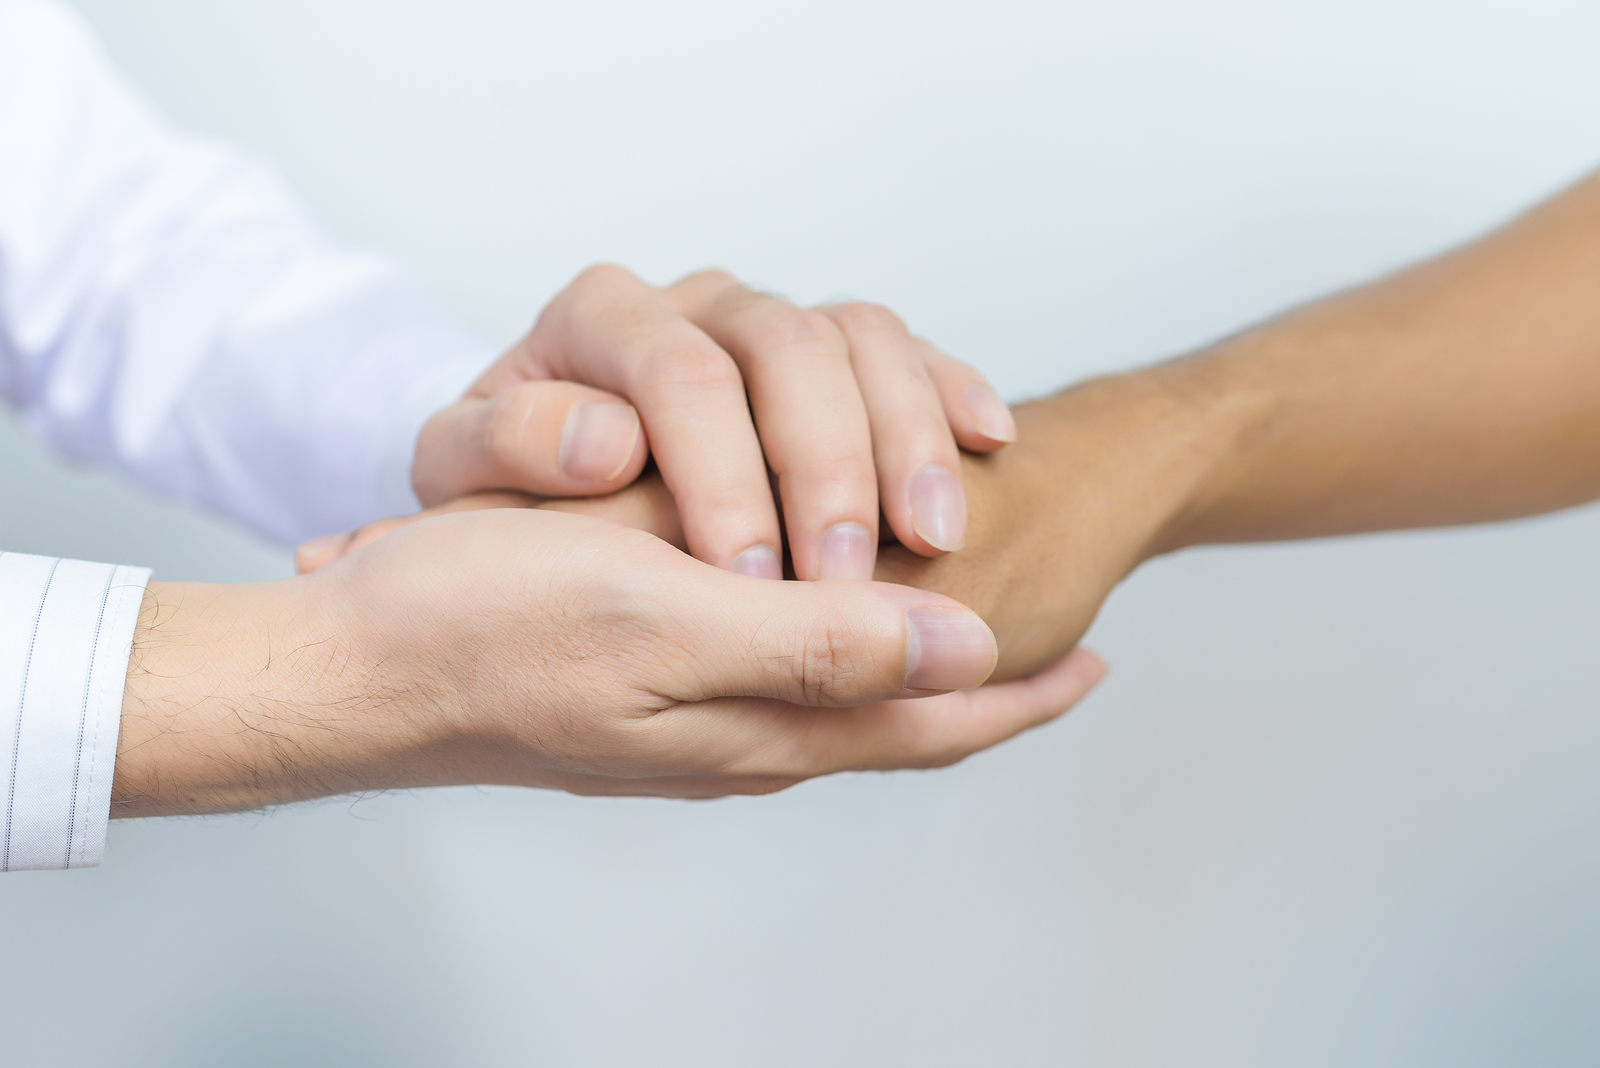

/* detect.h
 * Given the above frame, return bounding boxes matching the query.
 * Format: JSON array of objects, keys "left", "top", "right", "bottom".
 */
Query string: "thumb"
[
  {"left": 412, "top": 379, "right": 650, "bottom": 506},
  {"left": 671, "top": 571, "right": 1000, "bottom": 707}
]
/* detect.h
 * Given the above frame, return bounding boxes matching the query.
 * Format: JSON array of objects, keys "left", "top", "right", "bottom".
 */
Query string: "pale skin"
[
  {"left": 116, "top": 513, "right": 1105, "bottom": 817},
  {"left": 322, "top": 170, "right": 1600, "bottom": 688},
  {"left": 399, "top": 265, "right": 1018, "bottom": 577}
]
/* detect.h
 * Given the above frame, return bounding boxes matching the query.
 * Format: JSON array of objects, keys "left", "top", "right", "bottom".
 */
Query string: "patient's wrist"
[
  {"left": 1041, "top": 345, "right": 1276, "bottom": 562},
  {"left": 1018, "top": 362, "right": 1255, "bottom": 565},
  {"left": 1134, "top": 338, "right": 1294, "bottom": 554}
]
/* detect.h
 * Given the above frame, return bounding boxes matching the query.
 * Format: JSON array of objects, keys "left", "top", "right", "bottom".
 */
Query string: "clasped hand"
[{"left": 118, "top": 266, "right": 1111, "bottom": 817}]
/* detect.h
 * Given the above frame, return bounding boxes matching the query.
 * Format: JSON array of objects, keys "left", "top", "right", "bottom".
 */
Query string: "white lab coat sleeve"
[
  {"left": 0, "top": 552, "right": 149, "bottom": 870},
  {"left": 0, "top": 0, "right": 498, "bottom": 545},
  {"left": 0, "top": 0, "right": 500, "bottom": 870}
]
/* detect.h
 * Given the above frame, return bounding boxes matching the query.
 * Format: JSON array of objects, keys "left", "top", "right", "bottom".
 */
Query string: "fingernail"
[
  {"left": 731, "top": 544, "right": 782, "bottom": 580},
  {"left": 295, "top": 532, "right": 344, "bottom": 572},
  {"left": 817, "top": 522, "right": 875, "bottom": 581},
  {"left": 560, "top": 402, "right": 640, "bottom": 482},
  {"left": 962, "top": 383, "right": 1016, "bottom": 443},
  {"left": 904, "top": 608, "right": 997, "bottom": 691},
  {"left": 909, "top": 464, "right": 967, "bottom": 551}
]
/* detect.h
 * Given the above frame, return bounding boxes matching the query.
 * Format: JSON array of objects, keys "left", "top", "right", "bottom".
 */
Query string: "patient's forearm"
[
  {"left": 889, "top": 170, "right": 1600, "bottom": 678},
  {"left": 1153, "top": 170, "right": 1600, "bottom": 549}
]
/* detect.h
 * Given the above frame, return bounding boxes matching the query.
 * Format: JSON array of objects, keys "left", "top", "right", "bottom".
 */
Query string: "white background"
[{"left": 2, "top": 1, "right": 1599, "bottom": 1064}]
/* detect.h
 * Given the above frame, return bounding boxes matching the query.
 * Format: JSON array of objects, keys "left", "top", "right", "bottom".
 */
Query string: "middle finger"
[{"left": 671, "top": 271, "right": 879, "bottom": 581}]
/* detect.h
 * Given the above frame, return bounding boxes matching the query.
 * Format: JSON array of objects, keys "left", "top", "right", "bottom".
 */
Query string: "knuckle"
[
  {"left": 641, "top": 343, "right": 743, "bottom": 391},
  {"left": 753, "top": 306, "right": 845, "bottom": 357},
  {"left": 570, "top": 261, "right": 635, "bottom": 294},
  {"left": 795, "top": 608, "right": 870, "bottom": 705},
  {"left": 719, "top": 303, "right": 847, "bottom": 373},
  {"left": 935, "top": 352, "right": 986, "bottom": 385},
  {"left": 773, "top": 449, "right": 872, "bottom": 490},
  {"left": 829, "top": 301, "right": 906, "bottom": 338},
  {"left": 481, "top": 392, "right": 535, "bottom": 469},
  {"left": 681, "top": 266, "right": 740, "bottom": 291},
  {"left": 697, "top": 484, "right": 768, "bottom": 521}
]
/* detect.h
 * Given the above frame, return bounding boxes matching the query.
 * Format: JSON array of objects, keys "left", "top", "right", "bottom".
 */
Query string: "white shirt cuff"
[{"left": 0, "top": 552, "right": 150, "bottom": 871}]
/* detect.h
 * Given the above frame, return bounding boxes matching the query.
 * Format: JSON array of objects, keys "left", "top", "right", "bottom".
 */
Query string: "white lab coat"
[{"left": 0, "top": 0, "right": 496, "bottom": 868}]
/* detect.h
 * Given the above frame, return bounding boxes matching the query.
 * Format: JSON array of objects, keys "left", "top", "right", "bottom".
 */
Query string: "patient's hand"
[{"left": 402, "top": 265, "right": 1016, "bottom": 581}]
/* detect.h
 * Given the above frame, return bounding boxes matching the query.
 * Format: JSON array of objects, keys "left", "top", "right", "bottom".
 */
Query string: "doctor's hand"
[
  {"left": 120, "top": 509, "right": 1105, "bottom": 816},
  {"left": 406, "top": 265, "right": 1016, "bottom": 581}
]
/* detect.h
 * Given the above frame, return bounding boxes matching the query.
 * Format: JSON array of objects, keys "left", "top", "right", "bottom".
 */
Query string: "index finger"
[{"left": 521, "top": 265, "right": 784, "bottom": 576}]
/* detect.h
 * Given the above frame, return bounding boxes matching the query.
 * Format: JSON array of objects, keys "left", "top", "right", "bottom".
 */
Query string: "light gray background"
[{"left": 2, "top": 1, "right": 1598, "bottom": 1064}]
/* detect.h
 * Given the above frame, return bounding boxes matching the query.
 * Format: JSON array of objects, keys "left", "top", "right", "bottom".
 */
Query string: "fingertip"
[
  {"left": 904, "top": 606, "right": 998, "bottom": 692},
  {"left": 958, "top": 383, "right": 1017, "bottom": 449},
  {"left": 419, "top": 380, "right": 652, "bottom": 504},
  {"left": 559, "top": 400, "right": 645, "bottom": 484},
  {"left": 295, "top": 533, "right": 346, "bottom": 575},
  {"left": 919, "top": 345, "right": 1014, "bottom": 451},
  {"left": 908, "top": 464, "right": 967, "bottom": 553},
  {"left": 1077, "top": 646, "right": 1110, "bottom": 682},
  {"left": 731, "top": 544, "right": 783, "bottom": 580},
  {"left": 1047, "top": 645, "right": 1110, "bottom": 702},
  {"left": 817, "top": 522, "right": 876, "bottom": 581}
]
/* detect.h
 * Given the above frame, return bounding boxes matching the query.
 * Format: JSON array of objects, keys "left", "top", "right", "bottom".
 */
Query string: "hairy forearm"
[
  {"left": 1150, "top": 170, "right": 1600, "bottom": 549},
  {"left": 112, "top": 581, "right": 449, "bottom": 818}
]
